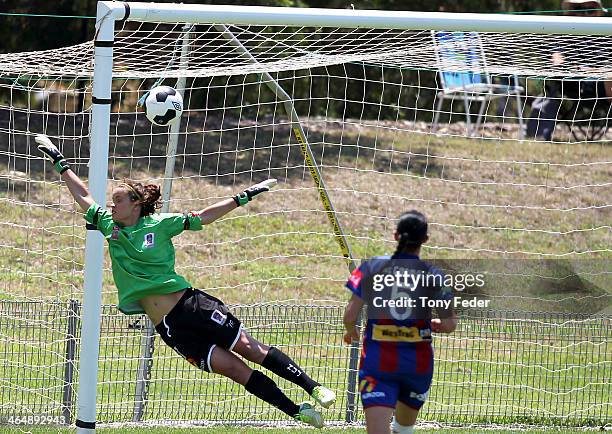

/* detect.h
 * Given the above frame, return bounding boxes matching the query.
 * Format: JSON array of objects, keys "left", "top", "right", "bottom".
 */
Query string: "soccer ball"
[{"left": 144, "top": 86, "right": 183, "bottom": 126}]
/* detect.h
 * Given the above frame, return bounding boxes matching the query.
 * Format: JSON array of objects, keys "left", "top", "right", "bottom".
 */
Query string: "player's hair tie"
[{"left": 119, "top": 182, "right": 144, "bottom": 201}]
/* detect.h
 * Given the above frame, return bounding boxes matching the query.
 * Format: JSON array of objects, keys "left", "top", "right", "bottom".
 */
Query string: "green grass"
[
  {"left": 0, "top": 308, "right": 608, "bottom": 428},
  {"left": 0, "top": 426, "right": 598, "bottom": 433},
  {"left": 0, "top": 133, "right": 610, "bottom": 305},
  {"left": 0, "top": 129, "right": 610, "bottom": 430}
]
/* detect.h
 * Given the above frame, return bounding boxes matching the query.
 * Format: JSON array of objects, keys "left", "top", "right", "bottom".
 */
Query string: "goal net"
[{"left": 0, "top": 4, "right": 609, "bottom": 430}]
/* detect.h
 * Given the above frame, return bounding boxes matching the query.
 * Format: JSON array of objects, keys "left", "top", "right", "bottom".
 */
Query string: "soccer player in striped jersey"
[
  {"left": 343, "top": 211, "right": 458, "bottom": 434},
  {"left": 37, "top": 134, "right": 334, "bottom": 428}
]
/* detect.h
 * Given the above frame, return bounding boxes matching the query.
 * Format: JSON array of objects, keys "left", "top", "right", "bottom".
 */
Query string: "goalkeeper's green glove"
[
  {"left": 233, "top": 179, "right": 277, "bottom": 206},
  {"left": 35, "top": 134, "right": 70, "bottom": 174}
]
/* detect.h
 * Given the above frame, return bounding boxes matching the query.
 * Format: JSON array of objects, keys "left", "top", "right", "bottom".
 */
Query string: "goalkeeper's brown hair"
[{"left": 119, "top": 179, "right": 161, "bottom": 217}]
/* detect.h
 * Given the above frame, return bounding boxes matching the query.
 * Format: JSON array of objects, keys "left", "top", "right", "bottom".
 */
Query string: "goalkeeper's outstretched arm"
[
  {"left": 196, "top": 179, "right": 277, "bottom": 225},
  {"left": 35, "top": 134, "right": 94, "bottom": 212},
  {"left": 36, "top": 132, "right": 275, "bottom": 219}
]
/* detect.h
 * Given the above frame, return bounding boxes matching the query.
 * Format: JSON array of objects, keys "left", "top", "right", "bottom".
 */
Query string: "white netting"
[
  {"left": 0, "top": 11, "right": 609, "bottom": 429},
  {"left": 1, "top": 25, "right": 610, "bottom": 79}
]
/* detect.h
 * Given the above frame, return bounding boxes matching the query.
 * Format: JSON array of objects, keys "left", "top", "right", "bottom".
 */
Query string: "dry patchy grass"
[{"left": 0, "top": 125, "right": 609, "bottom": 311}]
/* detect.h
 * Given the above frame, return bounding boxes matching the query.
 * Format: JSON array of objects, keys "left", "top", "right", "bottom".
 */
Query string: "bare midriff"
[{"left": 139, "top": 288, "right": 187, "bottom": 326}]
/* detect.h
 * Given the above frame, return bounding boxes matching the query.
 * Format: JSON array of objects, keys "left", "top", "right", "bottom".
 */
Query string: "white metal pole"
[
  {"left": 76, "top": 2, "right": 124, "bottom": 433},
  {"left": 112, "top": 1, "right": 612, "bottom": 35},
  {"left": 133, "top": 24, "right": 193, "bottom": 421},
  {"left": 217, "top": 25, "right": 357, "bottom": 271},
  {"left": 161, "top": 25, "right": 192, "bottom": 209}
]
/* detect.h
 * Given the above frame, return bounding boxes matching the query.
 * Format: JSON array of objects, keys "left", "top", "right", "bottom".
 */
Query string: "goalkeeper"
[{"left": 36, "top": 134, "right": 335, "bottom": 429}]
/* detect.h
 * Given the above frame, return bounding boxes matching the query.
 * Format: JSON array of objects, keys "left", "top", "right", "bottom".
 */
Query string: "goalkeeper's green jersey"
[{"left": 84, "top": 203, "right": 203, "bottom": 315}]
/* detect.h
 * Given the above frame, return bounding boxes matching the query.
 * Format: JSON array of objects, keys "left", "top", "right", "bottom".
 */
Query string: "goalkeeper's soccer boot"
[
  {"left": 311, "top": 385, "right": 336, "bottom": 409},
  {"left": 294, "top": 402, "right": 324, "bottom": 429}
]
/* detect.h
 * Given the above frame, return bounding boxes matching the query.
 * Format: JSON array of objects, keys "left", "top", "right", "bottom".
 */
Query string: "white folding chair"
[{"left": 432, "top": 31, "right": 524, "bottom": 137}]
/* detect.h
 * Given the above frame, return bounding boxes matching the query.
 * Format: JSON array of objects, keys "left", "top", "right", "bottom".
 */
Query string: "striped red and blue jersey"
[{"left": 346, "top": 253, "right": 453, "bottom": 375}]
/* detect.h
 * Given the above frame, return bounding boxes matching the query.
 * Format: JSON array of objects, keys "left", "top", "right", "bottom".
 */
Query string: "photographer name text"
[{"left": 372, "top": 296, "right": 490, "bottom": 309}]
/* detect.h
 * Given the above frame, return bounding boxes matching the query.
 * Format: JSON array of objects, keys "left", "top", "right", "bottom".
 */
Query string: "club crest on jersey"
[
  {"left": 211, "top": 309, "right": 227, "bottom": 326},
  {"left": 143, "top": 232, "right": 155, "bottom": 248},
  {"left": 111, "top": 226, "right": 120, "bottom": 240}
]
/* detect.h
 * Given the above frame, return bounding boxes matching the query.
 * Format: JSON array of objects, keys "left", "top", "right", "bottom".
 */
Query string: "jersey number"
[{"left": 389, "top": 280, "right": 413, "bottom": 320}]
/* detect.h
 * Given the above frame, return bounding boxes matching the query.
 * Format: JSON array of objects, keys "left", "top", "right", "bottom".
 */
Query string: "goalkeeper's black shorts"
[{"left": 155, "top": 287, "right": 242, "bottom": 372}]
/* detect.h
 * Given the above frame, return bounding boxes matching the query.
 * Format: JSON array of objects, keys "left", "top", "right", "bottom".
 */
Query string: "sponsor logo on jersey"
[
  {"left": 372, "top": 324, "right": 431, "bottom": 342},
  {"left": 143, "top": 232, "right": 155, "bottom": 248},
  {"left": 349, "top": 269, "right": 363, "bottom": 288},
  {"left": 362, "top": 391, "right": 386, "bottom": 400}
]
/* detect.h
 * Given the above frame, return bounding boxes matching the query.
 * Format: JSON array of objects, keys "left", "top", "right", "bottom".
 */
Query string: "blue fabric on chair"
[{"left": 432, "top": 31, "right": 524, "bottom": 137}]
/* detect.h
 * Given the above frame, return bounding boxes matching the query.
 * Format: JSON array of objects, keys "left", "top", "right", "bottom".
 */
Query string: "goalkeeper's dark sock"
[
  {"left": 261, "top": 346, "right": 319, "bottom": 394},
  {"left": 244, "top": 370, "right": 300, "bottom": 417}
]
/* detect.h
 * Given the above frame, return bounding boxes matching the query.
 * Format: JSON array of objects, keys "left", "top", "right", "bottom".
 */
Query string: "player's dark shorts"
[
  {"left": 358, "top": 368, "right": 432, "bottom": 410},
  {"left": 155, "top": 287, "right": 242, "bottom": 372}
]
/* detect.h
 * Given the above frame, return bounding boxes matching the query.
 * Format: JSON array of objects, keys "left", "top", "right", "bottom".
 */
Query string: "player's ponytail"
[
  {"left": 140, "top": 183, "right": 162, "bottom": 216},
  {"left": 120, "top": 179, "right": 161, "bottom": 217},
  {"left": 394, "top": 232, "right": 411, "bottom": 256},
  {"left": 394, "top": 210, "right": 428, "bottom": 255}
]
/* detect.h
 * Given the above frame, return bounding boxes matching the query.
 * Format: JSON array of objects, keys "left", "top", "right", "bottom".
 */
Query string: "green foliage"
[
  {"left": 0, "top": 0, "right": 95, "bottom": 53},
  {"left": 309, "top": 0, "right": 572, "bottom": 13},
  {"left": 0, "top": 0, "right": 602, "bottom": 54}
]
